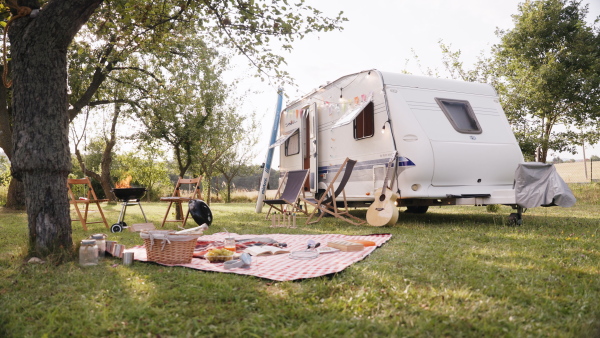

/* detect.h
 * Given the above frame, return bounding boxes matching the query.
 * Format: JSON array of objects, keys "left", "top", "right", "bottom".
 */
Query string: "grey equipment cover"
[{"left": 514, "top": 162, "right": 576, "bottom": 208}]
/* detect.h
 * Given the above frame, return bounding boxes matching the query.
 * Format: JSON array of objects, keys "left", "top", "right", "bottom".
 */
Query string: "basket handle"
[{"left": 147, "top": 232, "right": 172, "bottom": 251}]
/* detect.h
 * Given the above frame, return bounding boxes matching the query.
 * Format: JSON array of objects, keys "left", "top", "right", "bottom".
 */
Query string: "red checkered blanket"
[{"left": 125, "top": 232, "right": 392, "bottom": 281}]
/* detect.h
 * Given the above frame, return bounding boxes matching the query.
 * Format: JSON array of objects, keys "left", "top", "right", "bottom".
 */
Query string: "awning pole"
[{"left": 255, "top": 88, "right": 284, "bottom": 213}]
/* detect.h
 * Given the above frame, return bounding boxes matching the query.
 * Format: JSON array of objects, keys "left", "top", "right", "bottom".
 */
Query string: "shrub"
[{"left": 486, "top": 204, "right": 500, "bottom": 213}]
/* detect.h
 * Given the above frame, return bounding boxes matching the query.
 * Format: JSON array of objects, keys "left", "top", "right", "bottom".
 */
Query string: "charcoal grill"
[{"left": 110, "top": 188, "right": 148, "bottom": 233}]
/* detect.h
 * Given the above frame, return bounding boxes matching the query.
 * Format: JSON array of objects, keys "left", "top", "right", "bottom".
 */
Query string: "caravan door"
[
  {"left": 309, "top": 103, "right": 318, "bottom": 192},
  {"left": 303, "top": 103, "right": 319, "bottom": 192}
]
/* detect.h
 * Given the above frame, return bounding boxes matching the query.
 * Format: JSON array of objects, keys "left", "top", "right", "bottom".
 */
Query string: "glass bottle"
[
  {"left": 79, "top": 239, "right": 98, "bottom": 266},
  {"left": 91, "top": 234, "right": 106, "bottom": 258}
]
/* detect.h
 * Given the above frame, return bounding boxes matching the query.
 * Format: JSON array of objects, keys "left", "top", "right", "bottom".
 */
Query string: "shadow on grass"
[{"left": 1, "top": 201, "right": 599, "bottom": 336}]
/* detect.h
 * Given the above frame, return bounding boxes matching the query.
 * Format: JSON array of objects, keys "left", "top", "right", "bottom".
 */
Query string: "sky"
[{"left": 232, "top": 0, "right": 600, "bottom": 165}]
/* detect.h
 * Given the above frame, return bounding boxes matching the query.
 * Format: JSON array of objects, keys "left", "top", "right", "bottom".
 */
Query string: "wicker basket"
[{"left": 140, "top": 230, "right": 199, "bottom": 264}]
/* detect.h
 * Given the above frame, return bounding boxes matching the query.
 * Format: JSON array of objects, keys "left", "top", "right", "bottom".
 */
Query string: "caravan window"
[
  {"left": 354, "top": 102, "right": 375, "bottom": 140},
  {"left": 285, "top": 130, "right": 300, "bottom": 156},
  {"left": 435, "top": 98, "right": 481, "bottom": 134}
]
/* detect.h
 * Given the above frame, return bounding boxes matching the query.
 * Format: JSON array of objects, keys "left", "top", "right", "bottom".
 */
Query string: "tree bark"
[
  {"left": 0, "top": 74, "right": 26, "bottom": 209},
  {"left": 5, "top": 178, "right": 25, "bottom": 209},
  {"left": 0, "top": 82, "right": 12, "bottom": 160},
  {"left": 9, "top": 0, "right": 103, "bottom": 257}
]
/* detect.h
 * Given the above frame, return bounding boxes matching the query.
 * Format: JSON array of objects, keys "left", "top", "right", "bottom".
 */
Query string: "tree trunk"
[
  {"left": 5, "top": 178, "right": 25, "bottom": 208},
  {"left": 73, "top": 102, "right": 119, "bottom": 201},
  {"left": 0, "top": 80, "right": 12, "bottom": 160},
  {"left": 0, "top": 77, "right": 26, "bottom": 209},
  {"left": 205, "top": 175, "right": 212, "bottom": 205},
  {"left": 539, "top": 118, "right": 553, "bottom": 163},
  {"left": 99, "top": 99, "right": 121, "bottom": 200},
  {"left": 76, "top": 137, "right": 115, "bottom": 201},
  {"left": 9, "top": 0, "right": 103, "bottom": 258},
  {"left": 226, "top": 179, "right": 232, "bottom": 203}
]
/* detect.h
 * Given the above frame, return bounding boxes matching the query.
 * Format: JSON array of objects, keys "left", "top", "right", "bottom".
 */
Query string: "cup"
[
  {"left": 224, "top": 237, "right": 236, "bottom": 252},
  {"left": 113, "top": 244, "right": 125, "bottom": 258},
  {"left": 105, "top": 240, "right": 116, "bottom": 255},
  {"left": 123, "top": 252, "right": 134, "bottom": 266}
]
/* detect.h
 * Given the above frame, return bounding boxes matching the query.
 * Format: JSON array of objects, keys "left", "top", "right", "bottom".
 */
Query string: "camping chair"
[
  {"left": 301, "top": 158, "right": 366, "bottom": 226},
  {"left": 263, "top": 169, "right": 309, "bottom": 220},
  {"left": 67, "top": 178, "right": 109, "bottom": 231},
  {"left": 160, "top": 177, "right": 202, "bottom": 228}
]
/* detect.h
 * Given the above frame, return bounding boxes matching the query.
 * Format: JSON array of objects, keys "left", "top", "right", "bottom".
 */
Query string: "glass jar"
[
  {"left": 79, "top": 239, "right": 98, "bottom": 266},
  {"left": 224, "top": 237, "right": 236, "bottom": 252},
  {"left": 91, "top": 234, "right": 106, "bottom": 258}
]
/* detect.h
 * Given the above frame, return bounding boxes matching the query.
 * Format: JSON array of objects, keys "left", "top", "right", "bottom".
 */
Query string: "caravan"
[{"left": 271, "top": 70, "right": 530, "bottom": 219}]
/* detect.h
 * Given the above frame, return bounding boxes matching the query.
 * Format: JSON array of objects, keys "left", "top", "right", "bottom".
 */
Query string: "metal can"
[
  {"left": 113, "top": 244, "right": 125, "bottom": 258},
  {"left": 123, "top": 252, "right": 134, "bottom": 266}
]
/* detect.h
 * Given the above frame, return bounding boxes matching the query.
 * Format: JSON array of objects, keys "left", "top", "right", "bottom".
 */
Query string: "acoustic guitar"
[{"left": 366, "top": 153, "right": 400, "bottom": 227}]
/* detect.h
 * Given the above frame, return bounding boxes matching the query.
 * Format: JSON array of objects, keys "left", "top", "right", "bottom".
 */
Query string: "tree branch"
[
  {"left": 111, "top": 66, "right": 160, "bottom": 82},
  {"left": 88, "top": 99, "right": 141, "bottom": 109},
  {"left": 68, "top": 37, "right": 117, "bottom": 121}
]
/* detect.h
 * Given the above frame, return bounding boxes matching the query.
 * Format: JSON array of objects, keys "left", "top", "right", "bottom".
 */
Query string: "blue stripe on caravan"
[{"left": 317, "top": 157, "right": 416, "bottom": 175}]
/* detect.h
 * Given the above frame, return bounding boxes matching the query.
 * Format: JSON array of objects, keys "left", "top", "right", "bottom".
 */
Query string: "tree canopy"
[
  {"left": 493, "top": 0, "right": 600, "bottom": 162},
  {"left": 1, "top": 0, "right": 345, "bottom": 258}
]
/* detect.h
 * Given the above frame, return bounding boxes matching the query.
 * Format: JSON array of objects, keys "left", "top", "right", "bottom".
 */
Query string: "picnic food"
[
  {"left": 205, "top": 248, "right": 234, "bottom": 263},
  {"left": 346, "top": 240, "right": 376, "bottom": 247},
  {"left": 327, "top": 240, "right": 364, "bottom": 252}
]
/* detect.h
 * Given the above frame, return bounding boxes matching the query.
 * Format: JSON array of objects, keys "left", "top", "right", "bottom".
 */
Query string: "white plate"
[{"left": 289, "top": 251, "right": 319, "bottom": 260}]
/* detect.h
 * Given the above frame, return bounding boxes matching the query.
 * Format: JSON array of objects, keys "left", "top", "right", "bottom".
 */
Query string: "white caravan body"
[{"left": 273, "top": 70, "right": 524, "bottom": 208}]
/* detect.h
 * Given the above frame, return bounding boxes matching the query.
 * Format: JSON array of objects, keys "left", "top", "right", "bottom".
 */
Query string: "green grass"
[{"left": 1, "top": 184, "right": 599, "bottom": 337}]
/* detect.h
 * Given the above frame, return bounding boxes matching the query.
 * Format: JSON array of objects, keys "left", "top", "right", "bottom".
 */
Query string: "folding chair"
[
  {"left": 263, "top": 169, "right": 309, "bottom": 220},
  {"left": 301, "top": 158, "right": 366, "bottom": 226},
  {"left": 160, "top": 177, "right": 202, "bottom": 228},
  {"left": 67, "top": 178, "right": 109, "bottom": 231}
]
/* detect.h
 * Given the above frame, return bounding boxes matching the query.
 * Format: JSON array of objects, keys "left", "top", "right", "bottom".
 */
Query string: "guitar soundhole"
[{"left": 378, "top": 194, "right": 386, "bottom": 202}]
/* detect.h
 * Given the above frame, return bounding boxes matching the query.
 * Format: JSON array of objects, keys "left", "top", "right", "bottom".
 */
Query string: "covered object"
[{"left": 514, "top": 163, "right": 576, "bottom": 208}]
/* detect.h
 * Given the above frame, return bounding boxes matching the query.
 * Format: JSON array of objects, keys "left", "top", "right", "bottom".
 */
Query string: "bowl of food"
[{"left": 205, "top": 248, "right": 235, "bottom": 263}]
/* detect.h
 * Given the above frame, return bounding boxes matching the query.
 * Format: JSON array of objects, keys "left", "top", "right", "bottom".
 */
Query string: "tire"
[
  {"left": 507, "top": 213, "right": 522, "bottom": 226},
  {"left": 111, "top": 223, "right": 123, "bottom": 233},
  {"left": 405, "top": 205, "right": 429, "bottom": 214}
]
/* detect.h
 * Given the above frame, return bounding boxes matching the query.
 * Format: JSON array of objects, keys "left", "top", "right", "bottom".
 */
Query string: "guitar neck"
[{"left": 380, "top": 152, "right": 398, "bottom": 195}]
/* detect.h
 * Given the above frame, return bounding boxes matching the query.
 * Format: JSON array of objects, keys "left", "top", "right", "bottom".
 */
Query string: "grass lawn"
[{"left": 1, "top": 185, "right": 599, "bottom": 337}]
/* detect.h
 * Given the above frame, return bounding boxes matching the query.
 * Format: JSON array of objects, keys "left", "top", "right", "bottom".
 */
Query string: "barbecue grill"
[{"left": 111, "top": 187, "right": 148, "bottom": 233}]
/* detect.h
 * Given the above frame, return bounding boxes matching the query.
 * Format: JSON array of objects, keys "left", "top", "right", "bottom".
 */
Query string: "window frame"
[
  {"left": 284, "top": 129, "right": 300, "bottom": 156},
  {"left": 353, "top": 101, "right": 375, "bottom": 140},
  {"left": 435, "top": 98, "right": 482, "bottom": 134}
]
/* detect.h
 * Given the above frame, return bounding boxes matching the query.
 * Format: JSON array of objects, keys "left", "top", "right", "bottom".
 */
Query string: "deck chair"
[
  {"left": 160, "top": 177, "right": 202, "bottom": 228},
  {"left": 263, "top": 169, "right": 309, "bottom": 220},
  {"left": 301, "top": 158, "right": 366, "bottom": 226},
  {"left": 67, "top": 178, "right": 109, "bottom": 231}
]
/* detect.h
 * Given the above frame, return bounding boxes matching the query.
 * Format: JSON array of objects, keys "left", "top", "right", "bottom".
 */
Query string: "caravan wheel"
[{"left": 405, "top": 206, "right": 429, "bottom": 214}]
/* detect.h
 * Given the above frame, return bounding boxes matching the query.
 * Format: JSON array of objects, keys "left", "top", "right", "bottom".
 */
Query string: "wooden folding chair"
[
  {"left": 263, "top": 169, "right": 309, "bottom": 220},
  {"left": 67, "top": 178, "right": 109, "bottom": 231},
  {"left": 160, "top": 177, "right": 202, "bottom": 228},
  {"left": 301, "top": 158, "right": 366, "bottom": 226}
]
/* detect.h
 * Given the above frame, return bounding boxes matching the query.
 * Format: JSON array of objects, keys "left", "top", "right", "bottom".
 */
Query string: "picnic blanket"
[{"left": 125, "top": 232, "right": 392, "bottom": 281}]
